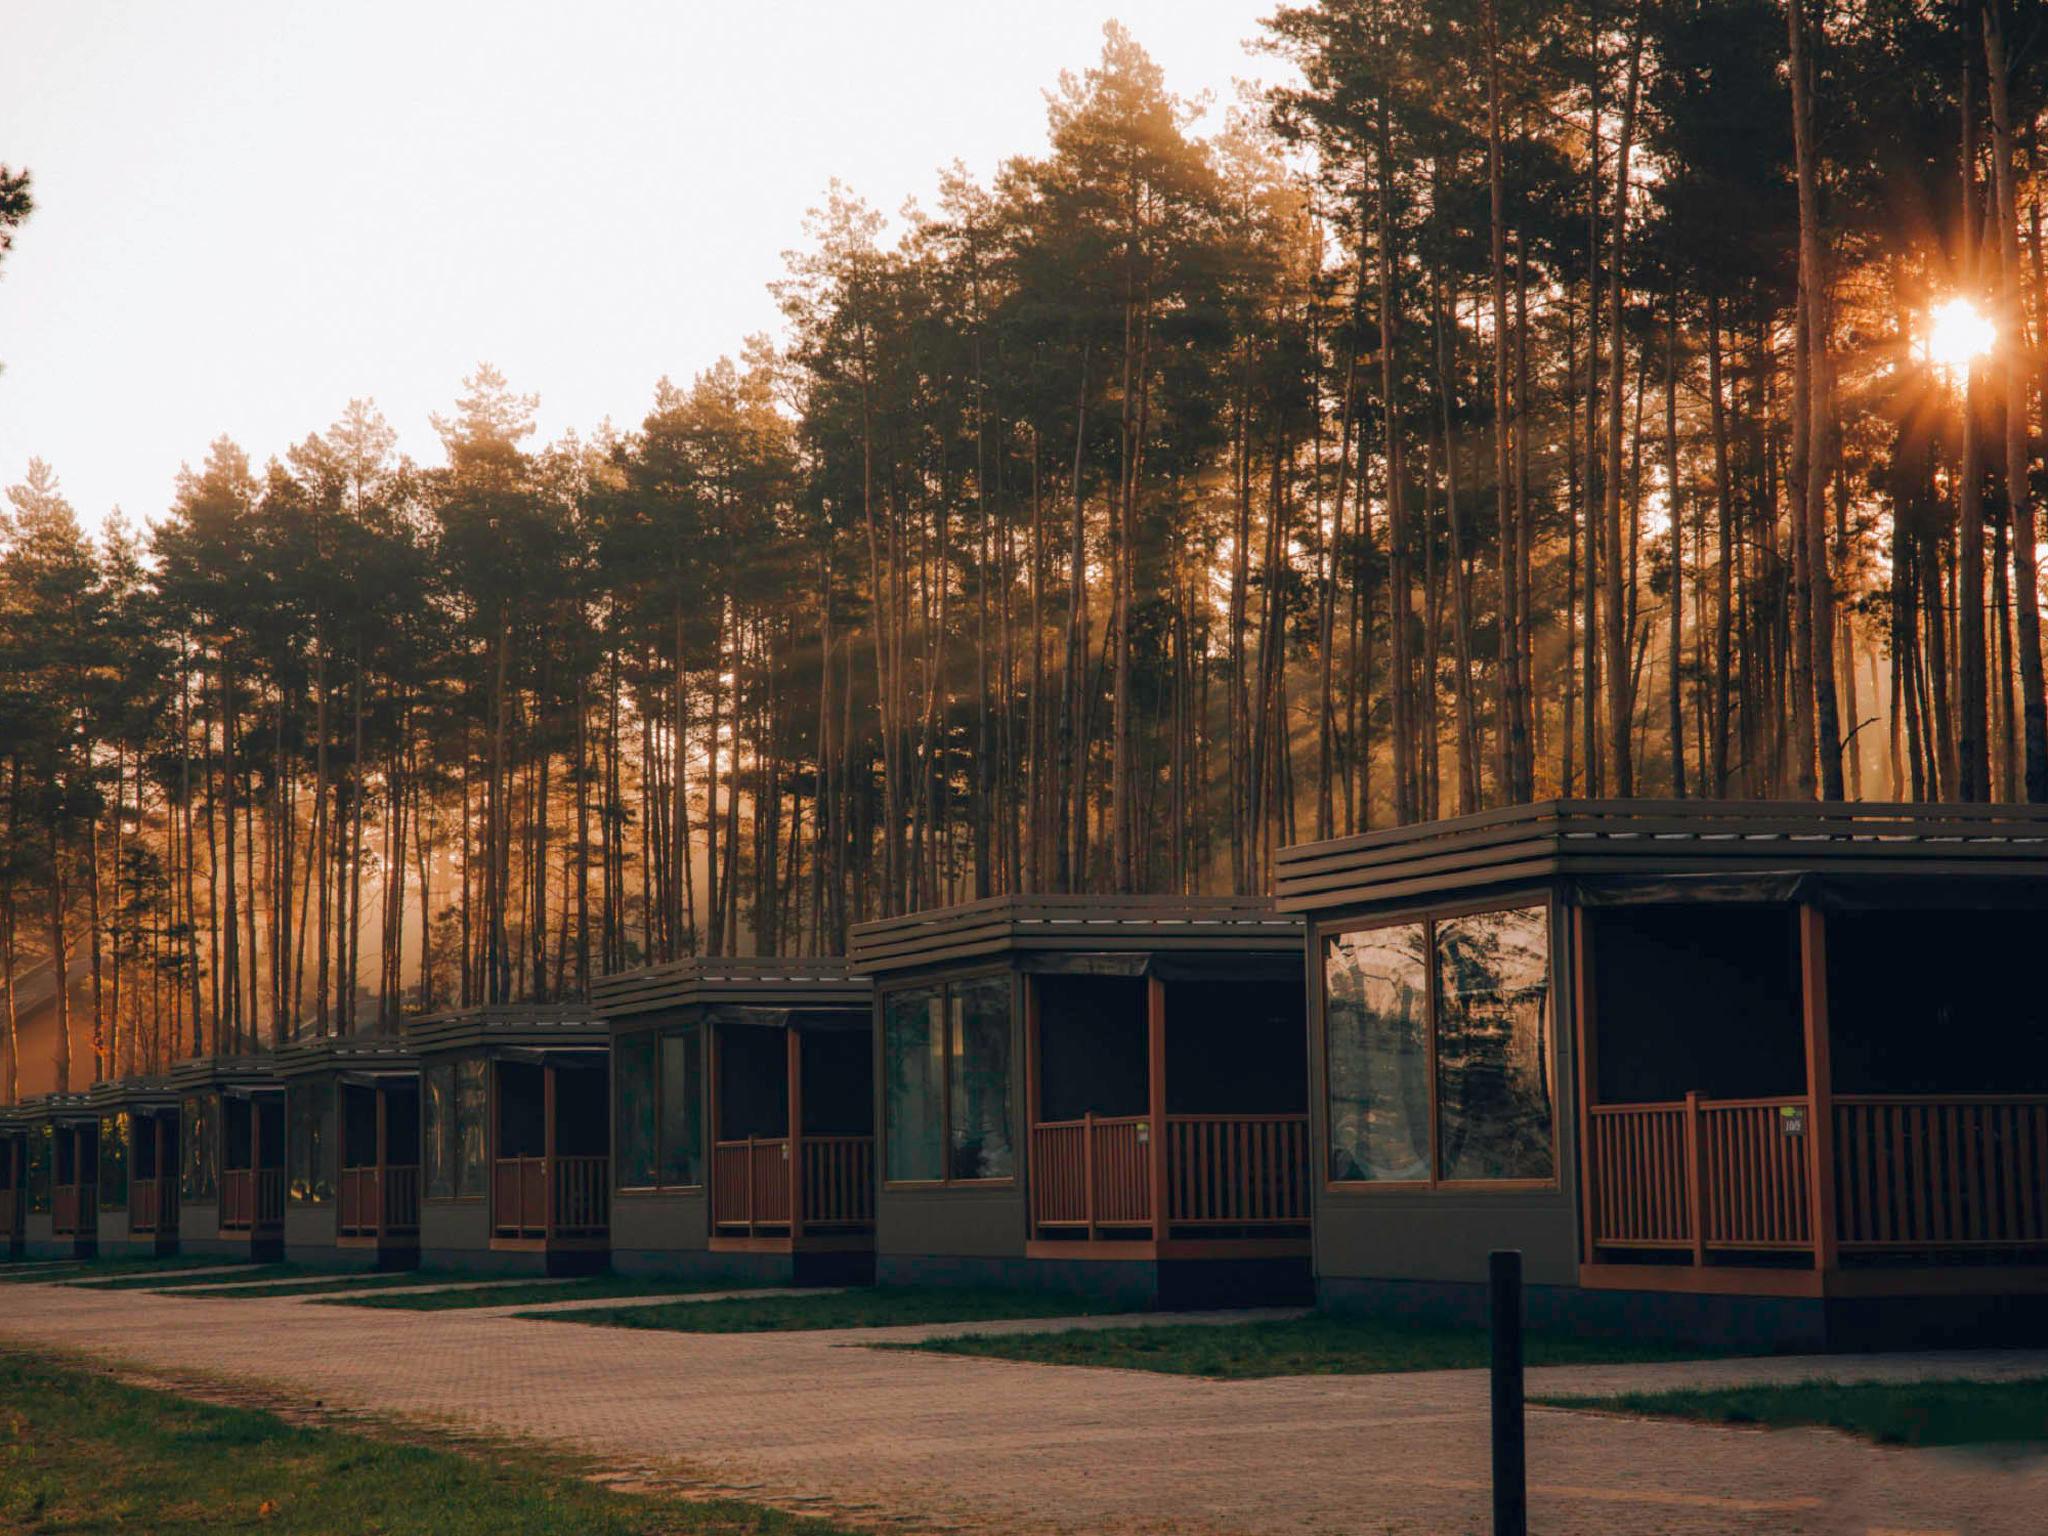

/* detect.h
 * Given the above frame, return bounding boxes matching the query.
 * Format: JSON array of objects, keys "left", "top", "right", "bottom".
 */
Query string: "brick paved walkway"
[{"left": 3, "top": 1276, "right": 2045, "bottom": 1534}]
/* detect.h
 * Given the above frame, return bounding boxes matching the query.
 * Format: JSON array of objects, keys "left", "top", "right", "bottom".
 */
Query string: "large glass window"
[
  {"left": 884, "top": 977, "right": 1015, "bottom": 1184},
  {"left": 454, "top": 1059, "right": 488, "bottom": 1199},
  {"left": 1434, "top": 908, "right": 1554, "bottom": 1182},
  {"left": 423, "top": 1064, "right": 453, "bottom": 1199},
  {"left": 884, "top": 986, "right": 946, "bottom": 1182},
  {"left": 1323, "top": 904, "right": 1555, "bottom": 1188},
  {"left": 1324, "top": 924, "right": 1431, "bottom": 1182},
  {"left": 658, "top": 1028, "right": 703, "bottom": 1187},
  {"left": 288, "top": 1082, "right": 336, "bottom": 1205},
  {"left": 949, "top": 977, "right": 1015, "bottom": 1180},
  {"left": 179, "top": 1094, "right": 217, "bottom": 1202},
  {"left": 615, "top": 1033, "right": 659, "bottom": 1189},
  {"left": 27, "top": 1124, "right": 51, "bottom": 1214},
  {"left": 98, "top": 1114, "right": 130, "bottom": 1209}
]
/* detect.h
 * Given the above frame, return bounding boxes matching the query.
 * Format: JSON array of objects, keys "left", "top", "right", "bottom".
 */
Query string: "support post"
[
  {"left": 1798, "top": 904, "right": 1837, "bottom": 1272},
  {"left": 1082, "top": 1111, "right": 1096, "bottom": 1241},
  {"left": 787, "top": 1028, "right": 805, "bottom": 1240},
  {"left": 1571, "top": 906, "right": 1599, "bottom": 1263},
  {"left": 1684, "top": 1089, "right": 1705, "bottom": 1266},
  {"left": 1489, "top": 1249, "right": 1527, "bottom": 1536},
  {"left": 1147, "top": 973, "right": 1168, "bottom": 1241},
  {"left": 543, "top": 1064, "right": 558, "bottom": 1242},
  {"left": 375, "top": 1086, "right": 389, "bottom": 1239}
]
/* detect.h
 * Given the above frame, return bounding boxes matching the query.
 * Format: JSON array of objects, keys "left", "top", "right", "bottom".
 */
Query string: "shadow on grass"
[{"left": 1536, "top": 1376, "right": 2048, "bottom": 1448}]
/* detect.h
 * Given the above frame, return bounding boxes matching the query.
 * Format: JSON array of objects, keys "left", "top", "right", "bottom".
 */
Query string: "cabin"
[
  {"left": 12, "top": 1093, "right": 100, "bottom": 1260},
  {"left": 849, "top": 895, "right": 1311, "bottom": 1307},
  {"left": 0, "top": 1108, "right": 22, "bottom": 1259},
  {"left": 1273, "top": 799, "right": 2048, "bottom": 1350},
  {"left": 404, "top": 1004, "right": 610, "bottom": 1273},
  {"left": 165, "top": 1056, "right": 288, "bottom": 1261},
  {"left": 594, "top": 956, "right": 874, "bottom": 1285},
  {"left": 274, "top": 1033, "right": 422, "bottom": 1270},
  {"left": 89, "top": 1075, "right": 183, "bottom": 1259}
]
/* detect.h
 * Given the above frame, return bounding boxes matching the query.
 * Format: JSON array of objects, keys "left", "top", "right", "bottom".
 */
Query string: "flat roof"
[
  {"left": 591, "top": 955, "right": 869, "bottom": 1022},
  {"left": 163, "top": 1054, "right": 285, "bottom": 1094},
  {"left": 403, "top": 1002, "right": 611, "bottom": 1057},
  {"left": 849, "top": 894, "right": 1302, "bottom": 976},
  {"left": 1274, "top": 799, "right": 2048, "bottom": 915},
  {"left": 273, "top": 1030, "right": 418, "bottom": 1078},
  {"left": 88, "top": 1074, "right": 182, "bottom": 1110},
  {"left": 10, "top": 1090, "right": 99, "bottom": 1122}
]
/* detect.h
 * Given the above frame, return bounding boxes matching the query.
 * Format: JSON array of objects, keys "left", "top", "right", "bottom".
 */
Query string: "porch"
[
  {"left": 708, "top": 1018, "right": 874, "bottom": 1252},
  {"left": 127, "top": 1109, "right": 181, "bottom": 1248},
  {"left": 1580, "top": 902, "right": 2048, "bottom": 1297},
  {"left": 51, "top": 1120, "right": 98, "bottom": 1246},
  {"left": 219, "top": 1091, "right": 286, "bottom": 1247},
  {"left": 337, "top": 1078, "right": 420, "bottom": 1248},
  {"left": 1026, "top": 969, "right": 1310, "bottom": 1259},
  {"left": 490, "top": 1053, "right": 608, "bottom": 1248}
]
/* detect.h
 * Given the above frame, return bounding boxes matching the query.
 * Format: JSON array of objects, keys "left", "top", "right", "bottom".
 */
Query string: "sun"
[{"left": 1924, "top": 295, "right": 1996, "bottom": 380}]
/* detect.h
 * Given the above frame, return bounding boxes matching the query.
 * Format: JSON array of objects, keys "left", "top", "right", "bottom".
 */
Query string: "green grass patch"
[
  {"left": 1536, "top": 1376, "right": 2048, "bottom": 1447},
  {"left": 180, "top": 1271, "right": 456, "bottom": 1300},
  {"left": 0, "top": 1347, "right": 864, "bottom": 1533},
  {"left": 536, "top": 1285, "right": 1118, "bottom": 1334},
  {"left": 0, "top": 1256, "right": 227, "bottom": 1285},
  {"left": 891, "top": 1313, "right": 1728, "bottom": 1378},
  {"left": 324, "top": 1273, "right": 780, "bottom": 1312},
  {"left": 77, "top": 1263, "right": 321, "bottom": 1291}
]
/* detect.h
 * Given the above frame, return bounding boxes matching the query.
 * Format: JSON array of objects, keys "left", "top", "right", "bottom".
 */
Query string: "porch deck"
[
  {"left": 489, "top": 1154, "right": 608, "bottom": 1243},
  {"left": 337, "top": 1164, "right": 421, "bottom": 1242},
  {"left": 709, "top": 1134, "right": 874, "bottom": 1246},
  {"left": 1028, "top": 1112, "right": 1312, "bottom": 1244}
]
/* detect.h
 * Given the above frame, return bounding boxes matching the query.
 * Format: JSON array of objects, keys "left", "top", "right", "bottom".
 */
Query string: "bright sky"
[{"left": 0, "top": 1, "right": 1287, "bottom": 527}]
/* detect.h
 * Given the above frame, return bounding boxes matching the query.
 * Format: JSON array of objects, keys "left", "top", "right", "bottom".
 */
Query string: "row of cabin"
[{"left": 6, "top": 802, "right": 2047, "bottom": 1345}]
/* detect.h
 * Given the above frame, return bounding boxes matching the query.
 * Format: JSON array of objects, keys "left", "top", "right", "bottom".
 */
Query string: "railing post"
[
  {"left": 1684, "top": 1090, "right": 1705, "bottom": 1266},
  {"left": 787, "top": 1029, "right": 805, "bottom": 1241},
  {"left": 1146, "top": 974, "right": 1169, "bottom": 1242},
  {"left": 1799, "top": 904, "right": 1838, "bottom": 1272},
  {"left": 1489, "top": 1249, "right": 1527, "bottom": 1536},
  {"left": 746, "top": 1134, "right": 757, "bottom": 1237},
  {"left": 543, "top": 1065, "right": 558, "bottom": 1242},
  {"left": 1082, "top": 1112, "right": 1096, "bottom": 1242}
]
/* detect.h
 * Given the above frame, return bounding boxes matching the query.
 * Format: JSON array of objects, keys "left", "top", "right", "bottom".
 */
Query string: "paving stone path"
[{"left": 1, "top": 1275, "right": 2044, "bottom": 1534}]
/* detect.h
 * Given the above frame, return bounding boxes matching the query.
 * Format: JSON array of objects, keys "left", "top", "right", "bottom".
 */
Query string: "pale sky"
[{"left": 0, "top": 1, "right": 1288, "bottom": 527}]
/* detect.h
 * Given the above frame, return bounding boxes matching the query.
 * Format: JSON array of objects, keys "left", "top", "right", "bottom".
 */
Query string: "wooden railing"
[
  {"left": 53, "top": 1182, "right": 98, "bottom": 1237},
  {"left": 712, "top": 1135, "right": 876, "bottom": 1237},
  {"left": 130, "top": 1177, "right": 172, "bottom": 1235},
  {"left": 800, "top": 1135, "right": 875, "bottom": 1229},
  {"left": 221, "top": 1168, "right": 285, "bottom": 1233},
  {"left": 1834, "top": 1095, "right": 2048, "bottom": 1250},
  {"left": 1030, "top": 1113, "right": 1311, "bottom": 1239},
  {"left": 492, "top": 1155, "right": 608, "bottom": 1240},
  {"left": 382, "top": 1164, "right": 421, "bottom": 1236},
  {"left": 339, "top": 1165, "right": 420, "bottom": 1239},
  {"left": 1590, "top": 1092, "right": 2048, "bottom": 1265},
  {"left": 1166, "top": 1114, "right": 1312, "bottom": 1226},
  {"left": 713, "top": 1137, "right": 792, "bottom": 1233}
]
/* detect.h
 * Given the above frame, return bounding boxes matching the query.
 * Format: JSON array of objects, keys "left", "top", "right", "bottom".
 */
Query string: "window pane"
[
  {"left": 1435, "top": 906, "right": 1554, "bottom": 1182},
  {"left": 615, "top": 1033, "right": 658, "bottom": 1188},
  {"left": 423, "top": 1066, "right": 453, "bottom": 1200},
  {"left": 949, "top": 976, "right": 1014, "bottom": 1180},
  {"left": 883, "top": 986, "right": 945, "bottom": 1182},
  {"left": 455, "top": 1059, "right": 489, "bottom": 1199},
  {"left": 289, "top": 1083, "right": 335, "bottom": 1204},
  {"left": 659, "top": 1027, "right": 703, "bottom": 1187},
  {"left": 27, "top": 1124, "right": 51, "bottom": 1213},
  {"left": 179, "top": 1094, "right": 217, "bottom": 1202},
  {"left": 1324, "top": 924, "right": 1432, "bottom": 1182},
  {"left": 99, "top": 1115, "right": 130, "bottom": 1208}
]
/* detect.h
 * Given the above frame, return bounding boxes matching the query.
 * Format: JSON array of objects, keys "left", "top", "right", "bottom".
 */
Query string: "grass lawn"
[
  {"left": 1536, "top": 1377, "right": 2048, "bottom": 1448},
  {"left": 323, "top": 1275, "right": 780, "bottom": 1312},
  {"left": 0, "top": 1348, "right": 863, "bottom": 1534},
  {"left": 532, "top": 1286, "right": 1115, "bottom": 1334},
  {"left": 0, "top": 1256, "right": 228, "bottom": 1285},
  {"left": 175, "top": 1271, "right": 461, "bottom": 1300},
  {"left": 77, "top": 1263, "right": 325, "bottom": 1292},
  {"left": 890, "top": 1313, "right": 1729, "bottom": 1378}
]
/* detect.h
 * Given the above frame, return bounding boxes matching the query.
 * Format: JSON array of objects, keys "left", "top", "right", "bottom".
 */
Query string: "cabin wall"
[
  {"left": 611, "top": 1189, "right": 721, "bottom": 1275},
  {"left": 873, "top": 965, "right": 1033, "bottom": 1289},
  {"left": 418, "top": 1198, "right": 493, "bottom": 1267},
  {"left": 1307, "top": 897, "right": 1583, "bottom": 1303}
]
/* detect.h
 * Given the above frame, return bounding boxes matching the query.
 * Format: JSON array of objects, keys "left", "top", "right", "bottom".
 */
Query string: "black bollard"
[{"left": 1490, "top": 1248, "right": 1527, "bottom": 1536}]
